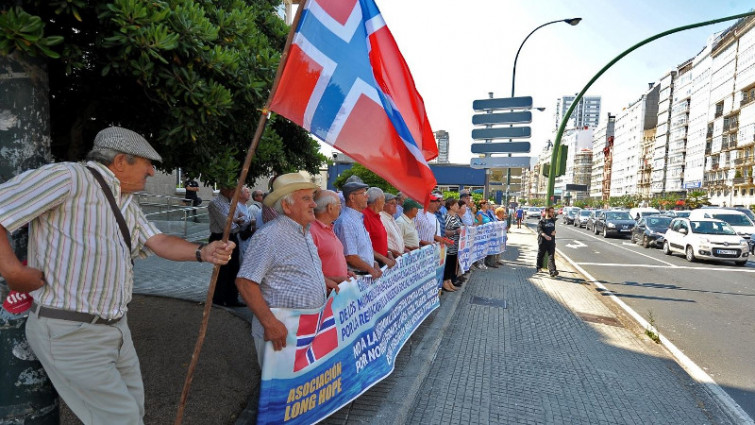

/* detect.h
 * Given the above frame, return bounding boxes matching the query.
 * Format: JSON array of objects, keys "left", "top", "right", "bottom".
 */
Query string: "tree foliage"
[
  {"left": 1, "top": 1, "right": 325, "bottom": 187},
  {"left": 333, "top": 163, "right": 397, "bottom": 194}
]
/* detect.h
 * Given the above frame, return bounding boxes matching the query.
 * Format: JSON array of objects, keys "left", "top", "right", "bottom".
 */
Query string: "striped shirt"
[
  {"left": 0, "top": 161, "right": 160, "bottom": 319},
  {"left": 415, "top": 209, "right": 440, "bottom": 243},
  {"left": 379, "top": 211, "right": 404, "bottom": 254},
  {"left": 333, "top": 206, "right": 374, "bottom": 267},
  {"left": 208, "top": 194, "right": 249, "bottom": 234},
  {"left": 237, "top": 215, "right": 326, "bottom": 339}
]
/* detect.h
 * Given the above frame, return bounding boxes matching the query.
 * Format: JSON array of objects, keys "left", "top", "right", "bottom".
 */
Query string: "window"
[{"left": 715, "top": 101, "right": 724, "bottom": 118}]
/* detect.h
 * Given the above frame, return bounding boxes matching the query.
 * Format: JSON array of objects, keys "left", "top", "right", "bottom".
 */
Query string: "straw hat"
[{"left": 263, "top": 172, "right": 318, "bottom": 207}]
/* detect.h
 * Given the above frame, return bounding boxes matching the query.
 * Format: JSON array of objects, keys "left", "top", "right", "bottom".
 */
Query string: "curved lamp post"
[
  {"left": 503, "top": 18, "right": 580, "bottom": 219},
  {"left": 546, "top": 11, "right": 755, "bottom": 207}
]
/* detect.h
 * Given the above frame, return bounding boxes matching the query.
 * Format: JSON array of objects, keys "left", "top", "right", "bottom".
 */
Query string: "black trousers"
[
  {"left": 536, "top": 241, "right": 556, "bottom": 273},
  {"left": 209, "top": 232, "right": 240, "bottom": 305}
]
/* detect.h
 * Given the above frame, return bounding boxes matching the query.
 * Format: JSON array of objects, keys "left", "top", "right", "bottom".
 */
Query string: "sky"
[{"left": 318, "top": 0, "right": 754, "bottom": 165}]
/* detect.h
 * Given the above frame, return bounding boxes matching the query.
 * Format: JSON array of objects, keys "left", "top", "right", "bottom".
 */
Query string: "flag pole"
[{"left": 173, "top": 1, "right": 310, "bottom": 423}]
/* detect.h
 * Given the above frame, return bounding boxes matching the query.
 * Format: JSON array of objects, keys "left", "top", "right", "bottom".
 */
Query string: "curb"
[
  {"left": 542, "top": 223, "right": 755, "bottom": 425},
  {"left": 371, "top": 280, "right": 467, "bottom": 424}
]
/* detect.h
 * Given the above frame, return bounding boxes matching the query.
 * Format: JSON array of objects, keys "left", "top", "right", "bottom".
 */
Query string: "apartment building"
[
  {"left": 666, "top": 60, "right": 693, "bottom": 194},
  {"left": 554, "top": 95, "right": 602, "bottom": 131},
  {"left": 651, "top": 70, "right": 675, "bottom": 195}
]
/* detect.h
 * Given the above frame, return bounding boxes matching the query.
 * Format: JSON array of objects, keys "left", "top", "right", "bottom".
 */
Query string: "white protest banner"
[{"left": 457, "top": 222, "right": 507, "bottom": 273}]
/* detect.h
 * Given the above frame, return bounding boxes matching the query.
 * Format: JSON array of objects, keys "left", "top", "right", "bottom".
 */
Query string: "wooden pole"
[{"left": 173, "top": 1, "right": 309, "bottom": 423}]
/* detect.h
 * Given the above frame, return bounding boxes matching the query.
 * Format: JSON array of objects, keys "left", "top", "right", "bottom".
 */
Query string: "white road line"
[
  {"left": 563, "top": 228, "right": 677, "bottom": 267},
  {"left": 556, "top": 246, "right": 755, "bottom": 425},
  {"left": 576, "top": 262, "right": 755, "bottom": 272}
]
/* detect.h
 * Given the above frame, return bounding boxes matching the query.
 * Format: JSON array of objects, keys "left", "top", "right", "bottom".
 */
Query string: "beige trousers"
[{"left": 26, "top": 312, "right": 144, "bottom": 425}]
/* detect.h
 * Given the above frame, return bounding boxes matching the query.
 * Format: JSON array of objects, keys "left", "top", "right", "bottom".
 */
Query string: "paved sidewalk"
[
  {"left": 405, "top": 226, "right": 737, "bottom": 424},
  {"left": 122, "top": 226, "right": 740, "bottom": 424}
]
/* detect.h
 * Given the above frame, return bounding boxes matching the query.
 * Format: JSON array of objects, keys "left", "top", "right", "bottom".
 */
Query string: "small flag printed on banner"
[{"left": 294, "top": 297, "right": 339, "bottom": 372}]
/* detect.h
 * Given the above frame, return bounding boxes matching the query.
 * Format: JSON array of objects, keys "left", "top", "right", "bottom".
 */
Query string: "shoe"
[
  {"left": 535, "top": 267, "right": 541, "bottom": 273},
  {"left": 442, "top": 281, "right": 457, "bottom": 292},
  {"left": 550, "top": 271, "right": 559, "bottom": 277}
]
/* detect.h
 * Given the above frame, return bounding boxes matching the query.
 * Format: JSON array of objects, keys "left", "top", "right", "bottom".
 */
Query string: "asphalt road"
[{"left": 526, "top": 217, "right": 755, "bottom": 419}]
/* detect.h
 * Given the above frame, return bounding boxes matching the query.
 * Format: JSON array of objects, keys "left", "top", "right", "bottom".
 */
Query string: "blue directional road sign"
[
  {"left": 472, "top": 111, "right": 531, "bottom": 126},
  {"left": 471, "top": 127, "right": 531, "bottom": 140},
  {"left": 470, "top": 156, "right": 532, "bottom": 169},
  {"left": 471, "top": 142, "right": 531, "bottom": 154},
  {"left": 473, "top": 96, "right": 532, "bottom": 111}
]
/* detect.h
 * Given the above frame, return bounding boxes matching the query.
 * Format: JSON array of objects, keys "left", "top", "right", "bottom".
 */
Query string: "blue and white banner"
[
  {"left": 457, "top": 222, "right": 507, "bottom": 273},
  {"left": 256, "top": 244, "right": 445, "bottom": 424}
]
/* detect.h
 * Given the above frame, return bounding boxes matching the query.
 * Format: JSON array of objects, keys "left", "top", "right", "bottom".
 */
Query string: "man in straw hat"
[
  {"left": 0, "top": 126, "right": 235, "bottom": 424},
  {"left": 236, "top": 172, "right": 336, "bottom": 365}
]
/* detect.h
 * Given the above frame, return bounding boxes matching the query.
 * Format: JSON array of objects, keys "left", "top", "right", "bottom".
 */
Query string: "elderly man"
[
  {"left": 415, "top": 193, "right": 448, "bottom": 247},
  {"left": 310, "top": 189, "right": 353, "bottom": 287},
  {"left": 236, "top": 173, "right": 334, "bottom": 365},
  {"left": 249, "top": 189, "right": 264, "bottom": 229},
  {"left": 393, "top": 192, "right": 404, "bottom": 219},
  {"left": 334, "top": 176, "right": 387, "bottom": 278},
  {"left": 380, "top": 193, "right": 405, "bottom": 257},
  {"left": 363, "top": 187, "right": 396, "bottom": 268},
  {"left": 236, "top": 187, "right": 255, "bottom": 262},
  {"left": 0, "top": 127, "right": 234, "bottom": 424},
  {"left": 208, "top": 185, "right": 252, "bottom": 307},
  {"left": 396, "top": 199, "right": 421, "bottom": 251}
]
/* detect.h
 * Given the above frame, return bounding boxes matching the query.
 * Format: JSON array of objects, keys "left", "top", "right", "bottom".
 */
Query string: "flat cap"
[
  {"left": 403, "top": 199, "right": 422, "bottom": 210},
  {"left": 342, "top": 175, "right": 369, "bottom": 197},
  {"left": 94, "top": 126, "right": 162, "bottom": 162}
]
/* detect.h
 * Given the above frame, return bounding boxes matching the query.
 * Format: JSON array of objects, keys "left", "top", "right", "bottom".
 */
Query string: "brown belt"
[{"left": 31, "top": 301, "right": 122, "bottom": 326}]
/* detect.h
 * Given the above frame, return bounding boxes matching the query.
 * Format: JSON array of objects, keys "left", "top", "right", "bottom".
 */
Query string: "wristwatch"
[{"left": 195, "top": 243, "right": 206, "bottom": 262}]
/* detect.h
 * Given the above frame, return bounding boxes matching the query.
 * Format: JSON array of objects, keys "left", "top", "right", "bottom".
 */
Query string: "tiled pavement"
[{"left": 132, "top": 227, "right": 740, "bottom": 424}]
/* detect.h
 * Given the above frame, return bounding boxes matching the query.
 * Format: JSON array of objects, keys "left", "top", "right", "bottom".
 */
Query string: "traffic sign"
[
  {"left": 472, "top": 111, "right": 532, "bottom": 126},
  {"left": 471, "top": 127, "right": 531, "bottom": 140},
  {"left": 470, "top": 156, "right": 532, "bottom": 169},
  {"left": 471, "top": 142, "right": 531, "bottom": 154},
  {"left": 473, "top": 96, "right": 533, "bottom": 111}
]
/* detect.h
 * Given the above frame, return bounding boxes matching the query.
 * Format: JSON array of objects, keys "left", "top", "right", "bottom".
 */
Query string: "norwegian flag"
[
  {"left": 270, "top": 0, "right": 438, "bottom": 206},
  {"left": 294, "top": 297, "right": 339, "bottom": 372}
]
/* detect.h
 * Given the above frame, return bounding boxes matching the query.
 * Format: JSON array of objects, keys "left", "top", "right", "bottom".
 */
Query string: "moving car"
[
  {"left": 631, "top": 215, "right": 672, "bottom": 248},
  {"left": 593, "top": 210, "right": 635, "bottom": 238},
  {"left": 663, "top": 217, "right": 749, "bottom": 266},
  {"left": 563, "top": 208, "right": 581, "bottom": 225},
  {"left": 690, "top": 208, "right": 755, "bottom": 254},
  {"left": 574, "top": 209, "right": 592, "bottom": 228},
  {"left": 585, "top": 210, "right": 604, "bottom": 232},
  {"left": 526, "top": 207, "right": 543, "bottom": 219}
]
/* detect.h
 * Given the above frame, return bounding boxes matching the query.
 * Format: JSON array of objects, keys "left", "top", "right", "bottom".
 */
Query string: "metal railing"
[{"left": 134, "top": 192, "right": 211, "bottom": 241}]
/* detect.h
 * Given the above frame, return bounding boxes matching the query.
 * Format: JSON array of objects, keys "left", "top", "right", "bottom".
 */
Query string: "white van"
[
  {"left": 689, "top": 208, "right": 755, "bottom": 253},
  {"left": 629, "top": 207, "right": 660, "bottom": 221}
]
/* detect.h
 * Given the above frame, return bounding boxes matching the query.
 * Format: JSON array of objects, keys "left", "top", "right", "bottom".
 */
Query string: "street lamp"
[{"left": 504, "top": 17, "right": 581, "bottom": 222}]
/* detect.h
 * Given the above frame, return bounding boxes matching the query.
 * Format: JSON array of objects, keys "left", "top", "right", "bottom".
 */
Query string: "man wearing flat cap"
[
  {"left": 334, "top": 176, "right": 385, "bottom": 279},
  {"left": 236, "top": 172, "right": 334, "bottom": 365},
  {"left": 0, "top": 126, "right": 235, "bottom": 424},
  {"left": 396, "top": 199, "right": 422, "bottom": 251}
]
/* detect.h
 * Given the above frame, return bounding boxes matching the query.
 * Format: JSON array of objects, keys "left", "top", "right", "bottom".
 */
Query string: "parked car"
[
  {"left": 525, "top": 207, "right": 543, "bottom": 219},
  {"left": 663, "top": 217, "right": 750, "bottom": 266},
  {"left": 690, "top": 208, "right": 755, "bottom": 254},
  {"left": 631, "top": 216, "right": 673, "bottom": 248},
  {"left": 585, "top": 209, "right": 604, "bottom": 232},
  {"left": 664, "top": 210, "right": 690, "bottom": 218},
  {"left": 724, "top": 206, "right": 755, "bottom": 222},
  {"left": 593, "top": 210, "right": 635, "bottom": 238},
  {"left": 574, "top": 209, "right": 592, "bottom": 228},
  {"left": 563, "top": 208, "right": 581, "bottom": 225},
  {"left": 629, "top": 207, "right": 660, "bottom": 221}
]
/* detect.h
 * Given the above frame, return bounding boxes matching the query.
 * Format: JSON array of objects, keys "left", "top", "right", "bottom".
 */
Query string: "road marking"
[
  {"left": 556, "top": 247, "right": 755, "bottom": 425},
  {"left": 576, "top": 262, "right": 755, "bottom": 272},
  {"left": 564, "top": 227, "right": 677, "bottom": 267},
  {"left": 565, "top": 240, "right": 587, "bottom": 249}
]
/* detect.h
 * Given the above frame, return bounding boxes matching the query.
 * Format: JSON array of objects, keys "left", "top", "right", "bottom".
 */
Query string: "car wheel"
[
  {"left": 734, "top": 260, "right": 747, "bottom": 267},
  {"left": 602, "top": 227, "right": 608, "bottom": 238},
  {"left": 662, "top": 241, "right": 672, "bottom": 255},
  {"left": 594, "top": 225, "right": 599, "bottom": 235},
  {"left": 685, "top": 245, "right": 696, "bottom": 262},
  {"left": 642, "top": 235, "right": 650, "bottom": 248}
]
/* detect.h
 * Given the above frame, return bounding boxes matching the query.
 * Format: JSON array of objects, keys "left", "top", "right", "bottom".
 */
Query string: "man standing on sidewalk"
[
  {"left": 0, "top": 126, "right": 235, "bottom": 424},
  {"left": 536, "top": 206, "right": 558, "bottom": 277}
]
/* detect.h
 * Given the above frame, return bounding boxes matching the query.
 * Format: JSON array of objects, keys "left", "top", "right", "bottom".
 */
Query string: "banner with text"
[
  {"left": 457, "top": 222, "right": 507, "bottom": 273},
  {"left": 256, "top": 244, "right": 445, "bottom": 424}
]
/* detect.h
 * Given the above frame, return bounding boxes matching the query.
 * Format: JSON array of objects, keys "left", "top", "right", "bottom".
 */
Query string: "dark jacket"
[{"left": 537, "top": 217, "right": 557, "bottom": 244}]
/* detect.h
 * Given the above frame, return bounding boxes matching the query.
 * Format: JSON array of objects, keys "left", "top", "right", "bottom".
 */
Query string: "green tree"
[
  {"left": 1, "top": 1, "right": 325, "bottom": 187},
  {"left": 685, "top": 190, "right": 711, "bottom": 209},
  {"left": 333, "top": 163, "right": 397, "bottom": 194}
]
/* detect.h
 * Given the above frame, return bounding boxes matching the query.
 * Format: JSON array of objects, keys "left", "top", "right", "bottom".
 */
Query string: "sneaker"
[{"left": 549, "top": 271, "right": 559, "bottom": 277}]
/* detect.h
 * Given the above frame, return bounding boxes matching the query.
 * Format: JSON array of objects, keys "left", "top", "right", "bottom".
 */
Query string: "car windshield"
[
  {"left": 568, "top": 210, "right": 579, "bottom": 216},
  {"left": 691, "top": 220, "right": 737, "bottom": 235},
  {"left": 580, "top": 210, "right": 591, "bottom": 217},
  {"left": 674, "top": 211, "right": 690, "bottom": 217},
  {"left": 606, "top": 212, "right": 631, "bottom": 220},
  {"left": 712, "top": 214, "right": 754, "bottom": 227},
  {"left": 646, "top": 217, "right": 672, "bottom": 229}
]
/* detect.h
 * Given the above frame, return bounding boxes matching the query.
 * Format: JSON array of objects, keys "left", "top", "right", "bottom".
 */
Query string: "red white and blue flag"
[
  {"left": 294, "top": 297, "right": 339, "bottom": 372},
  {"left": 270, "top": 0, "right": 438, "bottom": 205}
]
